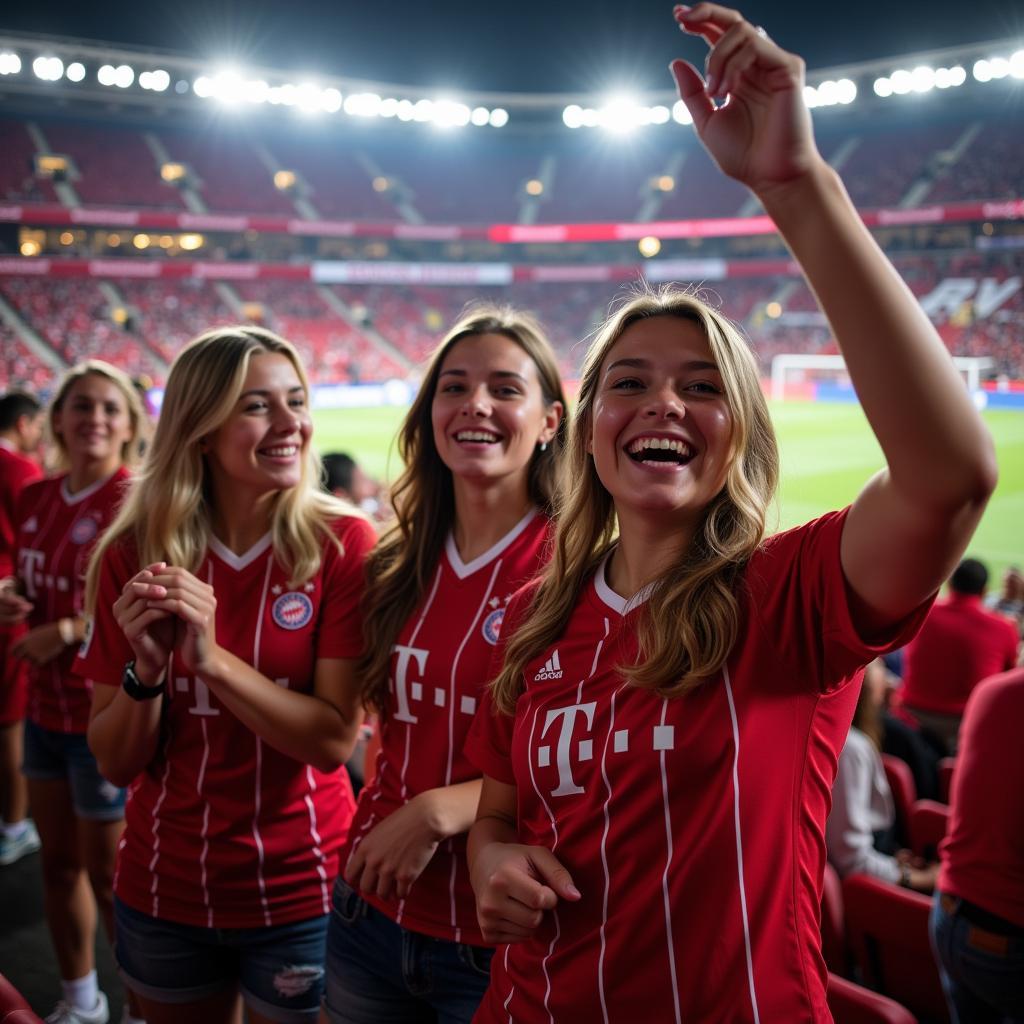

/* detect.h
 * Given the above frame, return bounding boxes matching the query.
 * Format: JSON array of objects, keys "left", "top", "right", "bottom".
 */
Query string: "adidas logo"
[{"left": 534, "top": 650, "right": 563, "bottom": 681}]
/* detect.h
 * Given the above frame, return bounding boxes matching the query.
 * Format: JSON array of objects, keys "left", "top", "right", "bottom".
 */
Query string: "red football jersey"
[
  {"left": 75, "top": 515, "right": 375, "bottom": 929},
  {"left": 345, "top": 508, "right": 552, "bottom": 945},
  {"left": 467, "top": 510, "right": 931, "bottom": 1024},
  {"left": 16, "top": 468, "right": 129, "bottom": 733},
  {"left": 0, "top": 440, "right": 42, "bottom": 578}
]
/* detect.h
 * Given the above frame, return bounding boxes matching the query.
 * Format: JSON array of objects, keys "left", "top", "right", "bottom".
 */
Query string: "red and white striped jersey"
[
  {"left": 468, "top": 510, "right": 931, "bottom": 1023},
  {"left": 345, "top": 508, "right": 552, "bottom": 946},
  {"left": 75, "top": 514, "right": 375, "bottom": 929},
  {"left": 0, "top": 440, "right": 42, "bottom": 578},
  {"left": 16, "top": 468, "right": 129, "bottom": 733}
]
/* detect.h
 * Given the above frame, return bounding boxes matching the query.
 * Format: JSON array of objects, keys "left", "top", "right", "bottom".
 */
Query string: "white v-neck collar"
[
  {"left": 593, "top": 549, "right": 655, "bottom": 616},
  {"left": 60, "top": 470, "right": 118, "bottom": 506},
  {"left": 445, "top": 507, "right": 538, "bottom": 581},
  {"left": 208, "top": 531, "right": 273, "bottom": 572}
]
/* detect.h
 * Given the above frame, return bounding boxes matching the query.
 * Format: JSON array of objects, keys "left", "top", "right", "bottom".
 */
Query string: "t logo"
[
  {"left": 539, "top": 701, "right": 597, "bottom": 797},
  {"left": 17, "top": 549, "right": 45, "bottom": 598},
  {"left": 391, "top": 644, "right": 428, "bottom": 724}
]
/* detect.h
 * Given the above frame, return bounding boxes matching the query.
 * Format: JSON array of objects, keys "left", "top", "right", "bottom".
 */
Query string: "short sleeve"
[
  {"left": 747, "top": 508, "right": 935, "bottom": 692},
  {"left": 73, "top": 539, "right": 137, "bottom": 687},
  {"left": 315, "top": 515, "right": 376, "bottom": 660}
]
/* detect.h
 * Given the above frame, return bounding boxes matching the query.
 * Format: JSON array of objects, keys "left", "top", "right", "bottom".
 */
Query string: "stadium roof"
[{"left": 5, "top": 0, "right": 1023, "bottom": 95}]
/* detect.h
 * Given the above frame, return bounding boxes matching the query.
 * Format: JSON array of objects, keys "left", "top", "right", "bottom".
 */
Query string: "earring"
[{"left": 539, "top": 441, "right": 548, "bottom": 452}]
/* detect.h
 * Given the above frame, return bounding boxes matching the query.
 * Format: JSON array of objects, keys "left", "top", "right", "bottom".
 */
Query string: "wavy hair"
[
  {"left": 48, "top": 359, "right": 147, "bottom": 471},
  {"left": 86, "top": 326, "right": 352, "bottom": 611},
  {"left": 359, "top": 304, "right": 567, "bottom": 714},
  {"left": 491, "top": 287, "right": 779, "bottom": 713}
]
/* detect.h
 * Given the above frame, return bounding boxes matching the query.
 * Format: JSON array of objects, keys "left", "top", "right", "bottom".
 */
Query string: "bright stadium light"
[
  {"left": 890, "top": 69, "right": 914, "bottom": 94},
  {"left": 114, "top": 64, "right": 134, "bottom": 88},
  {"left": 873, "top": 76, "right": 893, "bottom": 97},
  {"left": 412, "top": 98, "right": 434, "bottom": 122},
  {"left": 32, "top": 56, "right": 64, "bottom": 81},
  {"left": 396, "top": 99, "right": 415, "bottom": 121},
  {"left": 988, "top": 56, "right": 1010, "bottom": 79},
  {"left": 66, "top": 62, "right": 86, "bottom": 82},
  {"left": 804, "top": 84, "right": 820, "bottom": 107},
  {"left": 321, "top": 87, "right": 342, "bottom": 112},
  {"left": 638, "top": 236, "right": 661, "bottom": 258},
  {"left": 671, "top": 100, "right": 692, "bottom": 125},
  {"left": 562, "top": 104, "right": 583, "bottom": 128},
  {"left": 599, "top": 97, "right": 641, "bottom": 133},
  {"left": 973, "top": 59, "right": 992, "bottom": 82},
  {"left": 432, "top": 100, "right": 471, "bottom": 128},
  {"left": 835, "top": 78, "right": 857, "bottom": 103},
  {"left": 488, "top": 107, "right": 508, "bottom": 127},
  {"left": 934, "top": 66, "right": 966, "bottom": 88},
  {"left": 470, "top": 106, "right": 490, "bottom": 126},
  {"left": 910, "top": 65, "right": 936, "bottom": 92},
  {"left": 581, "top": 107, "right": 599, "bottom": 127},
  {"left": 380, "top": 97, "right": 400, "bottom": 117},
  {"left": 193, "top": 75, "right": 213, "bottom": 97},
  {"left": 248, "top": 79, "right": 270, "bottom": 103},
  {"left": 649, "top": 104, "right": 671, "bottom": 124},
  {"left": 1012, "top": 50, "right": 1024, "bottom": 78},
  {"left": 344, "top": 92, "right": 382, "bottom": 117},
  {"left": 0, "top": 53, "right": 22, "bottom": 75}
]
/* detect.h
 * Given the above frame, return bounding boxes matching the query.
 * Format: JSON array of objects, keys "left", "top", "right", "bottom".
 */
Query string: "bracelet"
[{"left": 57, "top": 618, "right": 76, "bottom": 645}]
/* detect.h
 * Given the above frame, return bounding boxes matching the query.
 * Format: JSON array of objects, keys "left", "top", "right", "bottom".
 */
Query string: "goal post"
[{"left": 769, "top": 353, "right": 994, "bottom": 402}]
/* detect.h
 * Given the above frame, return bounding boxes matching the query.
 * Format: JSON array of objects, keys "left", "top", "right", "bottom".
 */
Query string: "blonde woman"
[
  {"left": 0, "top": 361, "right": 145, "bottom": 1024},
  {"left": 78, "top": 328, "right": 374, "bottom": 1024},
  {"left": 323, "top": 308, "right": 565, "bottom": 1023},
  {"left": 465, "top": 5, "right": 997, "bottom": 1021}
]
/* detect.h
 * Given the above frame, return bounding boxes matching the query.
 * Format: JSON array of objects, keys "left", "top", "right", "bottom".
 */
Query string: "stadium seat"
[
  {"left": 821, "top": 861, "right": 847, "bottom": 975},
  {"left": 828, "top": 973, "right": 918, "bottom": 1024},
  {"left": 842, "top": 875, "right": 949, "bottom": 1024},
  {"left": 937, "top": 758, "right": 956, "bottom": 804},
  {"left": 881, "top": 754, "right": 917, "bottom": 847},
  {"left": 908, "top": 800, "right": 949, "bottom": 862},
  {"left": 0, "top": 974, "right": 42, "bottom": 1024}
]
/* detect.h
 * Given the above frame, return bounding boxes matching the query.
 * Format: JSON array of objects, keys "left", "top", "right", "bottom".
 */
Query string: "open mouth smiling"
[
  {"left": 454, "top": 430, "right": 502, "bottom": 444},
  {"left": 625, "top": 436, "right": 694, "bottom": 466}
]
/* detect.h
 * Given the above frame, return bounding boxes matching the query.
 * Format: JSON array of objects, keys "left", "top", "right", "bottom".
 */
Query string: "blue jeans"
[
  {"left": 930, "top": 894, "right": 1024, "bottom": 1023},
  {"left": 323, "top": 877, "right": 493, "bottom": 1024},
  {"left": 114, "top": 896, "right": 327, "bottom": 1023},
  {"left": 22, "top": 720, "right": 126, "bottom": 821}
]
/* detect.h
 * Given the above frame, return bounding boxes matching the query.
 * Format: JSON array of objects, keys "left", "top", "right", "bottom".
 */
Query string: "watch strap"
[{"left": 122, "top": 660, "right": 166, "bottom": 701}]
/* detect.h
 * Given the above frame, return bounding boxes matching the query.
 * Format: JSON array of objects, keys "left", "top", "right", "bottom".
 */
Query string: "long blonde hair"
[
  {"left": 48, "top": 360, "right": 147, "bottom": 471},
  {"left": 86, "top": 326, "right": 351, "bottom": 611},
  {"left": 359, "top": 305, "right": 568, "bottom": 714},
  {"left": 492, "top": 288, "right": 779, "bottom": 713}
]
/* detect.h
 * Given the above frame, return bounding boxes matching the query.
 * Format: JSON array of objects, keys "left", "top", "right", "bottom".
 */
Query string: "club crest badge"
[
  {"left": 71, "top": 517, "right": 99, "bottom": 545},
  {"left": 272, "top": 591, "right": 314, "bottom": 630},
  {"left": 481, "top": 607, "right": 505, "bottom": 646}
]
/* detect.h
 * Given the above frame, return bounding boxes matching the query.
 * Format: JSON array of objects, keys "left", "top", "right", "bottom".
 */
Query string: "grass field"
[{"left": 312, "top": 401, "right": 1024, "bottom": 580}]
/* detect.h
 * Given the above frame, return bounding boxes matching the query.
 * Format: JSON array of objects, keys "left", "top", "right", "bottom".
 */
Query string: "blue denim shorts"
[
  {"left": 22, "top": 720, "right": 126, "bottom": 822},
  {"left": 114, "top": 896, "right": 328, "bottom": 1023},
  {"left": 323, "top": 876, "right": 493, "bottom": 1024}
]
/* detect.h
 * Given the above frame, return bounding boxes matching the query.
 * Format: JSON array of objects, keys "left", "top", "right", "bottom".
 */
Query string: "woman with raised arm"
[
  {"left": 0, "top": 361, "right": 144, "bottom": 1024},
  {"left": 322, "top": 307, "right": 565, "bottom": 1024},
  {"left": 465, "top": 5, "right": 998, "bottom": 1021},
  {"left": 78, "top": 327, "right": 374, "bottom": 1024}
]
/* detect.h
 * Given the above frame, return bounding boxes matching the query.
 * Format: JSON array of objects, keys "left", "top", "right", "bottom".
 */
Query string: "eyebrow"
[
  {"left": 238, "top": 386, "right": 306, "bottom": 399},
  {"left": 604, "top": 357, "right": 720, "bottom": 374},
  {"left": 439, "top": 369, "right": 529, "bottom": 383}
]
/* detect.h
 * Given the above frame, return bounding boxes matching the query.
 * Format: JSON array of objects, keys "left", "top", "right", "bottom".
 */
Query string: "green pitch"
[{"left": 312, "top": 401, "right": 1024, "bottom": 580}]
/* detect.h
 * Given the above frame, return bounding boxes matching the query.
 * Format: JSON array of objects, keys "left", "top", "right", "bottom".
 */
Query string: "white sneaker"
[
  {"left": 0, "top": 819, "right": 41, "bottom": 865},
  {"left": 44, "top": 993, "right": 110, "bottom": 1024}
]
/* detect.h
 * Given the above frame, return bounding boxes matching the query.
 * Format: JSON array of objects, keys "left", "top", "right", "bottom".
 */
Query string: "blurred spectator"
[
  {"left": 899, "top": 558, "right": 1019, "bottom": 754},
  {"left": 826, "top": 659, "right": 938, "bottom": 891},
  {"left": 930, "top": 667, "right": 1024, "bottom": 1023},
  {"left": 322, "top": 451, "right": 383, "bottom": 520},
  {"left": 986, "top": 565, "right": 1024, "bottom": 636}
]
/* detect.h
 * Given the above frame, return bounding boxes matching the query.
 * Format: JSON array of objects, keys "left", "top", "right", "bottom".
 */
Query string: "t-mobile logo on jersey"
[
  {"left": 17, "top": 548, "right": 45, "bottom": 598},
  {"left": 391, "top": 644, "right": 428, "bottom": 724},
  {"left": 538, "top": 701, "right": 597, "bottom": 797}
]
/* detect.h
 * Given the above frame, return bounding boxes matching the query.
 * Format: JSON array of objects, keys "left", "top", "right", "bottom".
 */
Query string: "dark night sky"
[{"left": 2, "top": 1, "right": 1022, "bottom": 95}]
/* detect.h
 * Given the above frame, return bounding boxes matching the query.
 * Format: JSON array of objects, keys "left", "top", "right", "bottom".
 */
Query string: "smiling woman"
[{"left": 76, "top": 326, "right": 376, "bottom": 1024}]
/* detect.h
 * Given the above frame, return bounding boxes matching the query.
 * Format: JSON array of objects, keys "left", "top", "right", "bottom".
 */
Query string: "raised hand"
[
  {"left": 113, "top": 563, "right": 178, "bottom": 680},
  {"left": 670, "top": 3, "right": 820, "bottom": 194},
  {"left": 135, "top": 566, "right": 219, "bottom": 676},
  {"left": 471, "top": 841, "right": 581, "bottom": 945}
]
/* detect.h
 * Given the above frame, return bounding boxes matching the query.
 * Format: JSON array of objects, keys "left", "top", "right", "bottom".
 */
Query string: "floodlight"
[
  {"left": 836, "top": 78, "right": 856, "bottom": 104},
  {"left": 114, "top": 64, "right": 134, "bottom": 88},
  {"left": 488, "top": 108, "right": 508, "bottom": 127},
  {"left": 671, "top": 100, "right": 692, "bottom": 125},
  {"left": 193, "top": 75, "right": 213, "bottom": 98},
  {"left": 599, "top": 97, "right": 640, "bottom": 133},
  {"left": 470, "top": 106, "right": 489, "bottom": 126},
  {"left": 32, "top": 56, "right": 64, "bottom": 81},
  {"left": 803, "top": 84, "right": 820, "bottom": 107},
  {"left": 656, "top": 175, "right": 674, "bottom": 192},
  {"left": 988, "top": 57, "right": 1010, "bottom": 79},
  {"left": 890, "top": 69, "right": 913, "bottom": 94},
  {"left": 525, "top": 179, "right": 544, "bottom": 196},
  {"left": 396, "top": 99, "right": 414, "bottom": 121},
  {"left": 765, "top": 302, "right": 782, "bottom": 319},
  {"left": 0, "top": 53, "right": 22, "bottom": 75},
  {"left": 581, "top": 107, "right": 599, "bottom": 127},
  {"left": 1012, "top": 50, "right": 1024, "bottom": 79},
  {"left": 274, "top": 170, "right": 296, "bottom": 190},
  {"left": 638, "top": 236, "right": 661, "bottom": 258},
  {"left": 279, "top": 83, "right": 298, "bottom": 106},
  {"left": 433, "top": 100, "right": 471, "bottom": 128},
  {"left": 649, "top": 105, "right": 670, "bottom": 124},
  {"left": 321, "top": 87, "right": 342, "bottom": 112},
  {"left": 380, "top": 98, "right": 400, "bottom": 117},
  {"left": 179, "top": 233, "right": 204, "bottom": 250},
  {"left": 412, "top": 99, "right": 434, "bottom": 122},
  {"left": 59, "top": 231, "right": 74, "bottom": 245},
  {"left": 345, "top": 93, "right": 382, "bottom": 117},
  {"left": 66, "top": 62, "right": 86, "bottom": 82},
  {"left": 873, "top": 77, "right": 893, "bottom": 97},
  {"left": 133, "top": 233, "right": 151, "bottom": 249},
  {"left": 948, "top": 66, "right": 967, "bottom": 86},
  {"left": 562, "top": 104, "right": 583, "bottom": 128},
  {"left": 372, "top": 177, "right": 389, "bottom": 192},
  {"left": 973, "top": 59, "right": 992, "bottom": 82},
  {"left": 910, "top": 66, "right": 935, "bottom": 92},
  {"left": 20, "top": 239, "right": 41, "bottom": 257}
]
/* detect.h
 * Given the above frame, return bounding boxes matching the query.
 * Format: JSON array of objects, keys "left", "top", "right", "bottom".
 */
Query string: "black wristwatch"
[{"left": 122, "top": 660, "right": 166, "bottom": 701}]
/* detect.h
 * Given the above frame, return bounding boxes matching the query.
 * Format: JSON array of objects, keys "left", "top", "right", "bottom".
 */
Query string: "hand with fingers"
[
  {"left": 113, "top": 562, "right": 181, "bottom": 682},
  {"left": 12, "top": 622, "right": 67, "bottom": 666},
  {"left": 670, "top": 2, "right": 822, "bottom": 194},
  {"left": 0, "top": 578, "right": 32, "bottom": 626},
  {"left": 471, "top": 842, "right": 581, "bottom": 945},
  {"left": 130, "top": 565, "right": 219, "bottom": 677}
]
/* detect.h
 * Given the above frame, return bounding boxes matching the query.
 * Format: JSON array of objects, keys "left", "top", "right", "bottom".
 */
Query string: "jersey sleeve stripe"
[{"left": 197, "top": 716, "right": 214, "bottom": 927}]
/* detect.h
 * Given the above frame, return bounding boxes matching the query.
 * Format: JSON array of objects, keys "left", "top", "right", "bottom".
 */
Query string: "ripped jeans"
[{"left": 114, "top": 895, "right": 327, "bottom": 1023}]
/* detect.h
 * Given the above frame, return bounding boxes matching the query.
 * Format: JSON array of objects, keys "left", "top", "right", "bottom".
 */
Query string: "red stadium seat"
[
  {"left": 821, "top": 861, "right": 848, "bottom": 975},
  {"left": 0, "top": 974, "right": 42, "bottom": 1024},
  {"left": 828, "top": 973, "right": 918, "bottom": 1024},
  {"left": 882, "top": 754, "right": 917, "bottom": 846},
  {"left": 843, "top": 875, "right": 949, "bottom": 1024},
  {"left": 937, "top": 758, "right": 956, "bottom": 804},
  {"left": 908, "top": 800, "right": 949, "bottom": 862}
]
